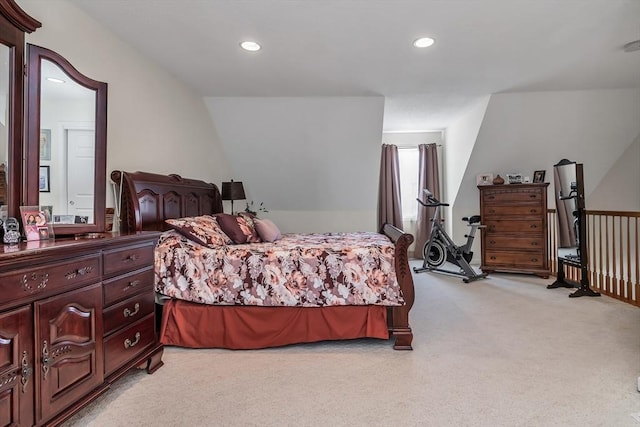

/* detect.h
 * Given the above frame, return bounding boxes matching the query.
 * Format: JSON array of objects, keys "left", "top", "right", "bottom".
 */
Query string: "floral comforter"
[{"left": 154, "top": 230, "right": 405, "bottom": 307}]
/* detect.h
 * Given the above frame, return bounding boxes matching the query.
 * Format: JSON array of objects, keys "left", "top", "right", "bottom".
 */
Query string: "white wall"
[
  {"left": 450, "top": 89, "right": 640, "bottom": 261},
  {"left": 20, "top": 0, "right": 231, "bottom": 208},
  {"left": 205, "top": 96, "right": 384, "bottom": 233},
  {"left": 589, "top": 135, "right": 640, "bottom": 211},
  {"left": 444, "top": 96, "right": 490, "bottom": 233}
]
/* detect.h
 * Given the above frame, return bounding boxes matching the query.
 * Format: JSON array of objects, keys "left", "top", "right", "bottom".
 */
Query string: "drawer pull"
[
  {"left": 123, "top": 303, "right": 140, "bottom": 318},
  {"left": 490, "top": 256, "right": 496, "bottom": 260},
  {"left": 529, "top": 194, "right": 537, "bottom": 198},
  {"left": 531, "top": 242, "right": 538, "bottom": 246},
  {"left": 124, "top": 254, "right": 139, "bottom": 263},
  {"left": 490, "top": 241, "right": 496, "bottom": 244},
  {"left": 21, "top": 351, "right": 32, "bottom": 394},
  {"left": 530, "top": 224, "right": 537, "bottom": 229},
  {"left": 41, "top": 341, "right": 49, "bottom": 381},
  {"left": 125, "top": 280, "right": 141, "bottom": 291},
  {"left": 65, "top": 266, "right": 93, "bottom": 280},
  {"left": 124, "top": 332, "right": 141, "bottom": 349},
  {"left": 531, "top": 258, "right": 538, "bottom": 262}
]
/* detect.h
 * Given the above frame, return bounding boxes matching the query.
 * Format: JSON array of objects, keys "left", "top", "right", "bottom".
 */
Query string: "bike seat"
[{"left": 462, "top": 215, "right": 481, "bottom": 224}]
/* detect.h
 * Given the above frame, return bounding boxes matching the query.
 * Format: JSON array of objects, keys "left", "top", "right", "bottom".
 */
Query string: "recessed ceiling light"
[
  {"left": 46, "top": 77, "right": 65, "bottom": 83},
  {"left": 240, "top": 41, "right": 261, "bottom": 52},
  {"left": 413, "top": 37, "right": 435, "bottom": 48}
]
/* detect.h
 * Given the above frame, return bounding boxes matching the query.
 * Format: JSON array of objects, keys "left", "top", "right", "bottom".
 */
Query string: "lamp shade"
[{"left": 221, "top": 180, "right": 246, "bottom": 201}]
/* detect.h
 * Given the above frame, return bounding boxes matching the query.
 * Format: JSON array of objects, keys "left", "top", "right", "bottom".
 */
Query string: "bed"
[{"left": 112, "top": 170, "right": 414, "bottom": 350}]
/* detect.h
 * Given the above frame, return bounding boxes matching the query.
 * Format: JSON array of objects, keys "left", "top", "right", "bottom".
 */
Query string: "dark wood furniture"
[
  {"left": 113, "top": 170, "right": 415, "bottom": 350},
  {"left": 0, "top": 232, "right": 163, "bottom": 426},
  {"left": 478, "top": 183, "right": 550, "bottom": 278}
]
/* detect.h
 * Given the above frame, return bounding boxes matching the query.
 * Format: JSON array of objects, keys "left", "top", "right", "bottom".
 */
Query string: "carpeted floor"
[{"left": 66, "top": 261, "right": 640, "bottom": 426}]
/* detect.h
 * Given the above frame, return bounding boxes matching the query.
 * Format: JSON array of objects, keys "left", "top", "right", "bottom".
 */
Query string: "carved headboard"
[{"left": 111, "top": 170, "right": 223, "bottom": 232}]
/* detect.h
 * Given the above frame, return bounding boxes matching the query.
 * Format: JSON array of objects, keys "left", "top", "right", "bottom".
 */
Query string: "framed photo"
[
  {"left": 533, "top": 170, "right": 546, "bottom": 183},
  {"left": 40, "top": 129, "right": 51, "bottom": 161},
  {"left": 20, "top": 205, "right": 50, "bottom": 241},
  {"left": 476, "top": 173, "right": 494, "bottom": 186},
  {"left": 506, "top": 173, "right": 523, "bottom": 184},
  {"left": 39, "top": 165, "right": 50, "bottom": 192}
]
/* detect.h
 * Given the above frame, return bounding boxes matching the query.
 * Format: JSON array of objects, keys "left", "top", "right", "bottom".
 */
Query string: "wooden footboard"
[{"left": 381, "top": 223, "right": 414, "bottom": 350}]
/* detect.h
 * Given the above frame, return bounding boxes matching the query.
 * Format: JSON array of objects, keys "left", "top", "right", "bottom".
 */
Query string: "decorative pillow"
[
  {"left": 165, "top": 215, "right": 232, "bottom": 248},
  {"left": 215, "top": 213, "right": 261, "bottom": 244},
  {"left": 254, "top": 218, "right": 282, "bottom": 242}
]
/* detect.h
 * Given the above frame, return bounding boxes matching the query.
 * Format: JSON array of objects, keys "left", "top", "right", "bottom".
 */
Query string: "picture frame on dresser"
[{"left": 533, "top": 170, "right": 546, "bottom": 183}]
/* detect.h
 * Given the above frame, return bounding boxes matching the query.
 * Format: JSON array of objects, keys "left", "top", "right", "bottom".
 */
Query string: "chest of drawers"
[
  {"left": 478, "top": 183, "right": 550, "bottom": 278},
  {"left": 0, "top": 231, "right": 162, "bottom": 426}
]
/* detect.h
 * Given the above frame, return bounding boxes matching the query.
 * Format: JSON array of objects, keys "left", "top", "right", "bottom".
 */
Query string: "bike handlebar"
[{"left": 416, "top": 198, "right": 449, "bottom": 207}]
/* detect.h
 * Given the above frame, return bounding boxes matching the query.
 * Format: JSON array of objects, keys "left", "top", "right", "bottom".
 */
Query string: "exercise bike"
[{"left": 413, "top": 189, "right": 488, "bottom": 283}]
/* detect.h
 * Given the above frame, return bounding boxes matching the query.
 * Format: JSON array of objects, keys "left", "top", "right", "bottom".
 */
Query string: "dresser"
[
  {"left": 478, "top": 183, "right": 550, "bottom": 278},
  {"left": 0, "top": 232, "right": 162, "bottom": 426}
]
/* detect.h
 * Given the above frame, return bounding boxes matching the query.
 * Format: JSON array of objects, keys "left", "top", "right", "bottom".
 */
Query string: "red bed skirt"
[{"left": 159, "top": 300, "right": 391, "bottom": 350}]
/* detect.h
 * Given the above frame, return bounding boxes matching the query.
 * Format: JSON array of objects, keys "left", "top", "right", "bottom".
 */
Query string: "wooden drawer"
[
  {"left": 104, "top": 314, "right": 155, "bottom": 376},
  {"left": 0, "top": 254, "right": 100, "bottom": 301},
  {"left": 484, "top": 250, "right": 545, "bottom": 268},
  {"left": 482, "top": 204, "right": 545, "bottom": 218},
  {"left": 103, "top": 268, "right": 154, "bottom": 306},
  {"left": 484, "top": 219, "right": 544, "bottom": 233},
  {"left": 483, "top": 235, "right": 545, "bottom": 251},
  {"left": 103, "top": 243, "right": 154, "bottom": 277},
  {"left": 482, "top": 188, "right": 543, "bottom": 204},
  {"left": 103, "top": 291, "right": 155, "bottom": 336}
]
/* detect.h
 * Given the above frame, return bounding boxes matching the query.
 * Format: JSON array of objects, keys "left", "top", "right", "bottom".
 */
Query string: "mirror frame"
[
  {"left": 0, "top": 0, "right": 40, "bottom": 219},
  {"left": 25, "top": 44, "right": 107, "bottom": 235}
]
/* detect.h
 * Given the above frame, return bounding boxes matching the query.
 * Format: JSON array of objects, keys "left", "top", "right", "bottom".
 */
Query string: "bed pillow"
[
  {"left": 254, "top": 218, "right": 282, "bottom": 242},
  {"left": 215, "top": 213, "right": 261, "bottom": 244},
  {"left": 165, "top": 215, "right": 232, "bottom": 248}
]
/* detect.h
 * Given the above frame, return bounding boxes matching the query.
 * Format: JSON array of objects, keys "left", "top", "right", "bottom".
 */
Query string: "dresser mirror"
[
  {"left": 0, "top": 1, "right": 40, "bottom": 220},
  {"left": 25, "top": 44, "right": 107, "bottom": 235}
]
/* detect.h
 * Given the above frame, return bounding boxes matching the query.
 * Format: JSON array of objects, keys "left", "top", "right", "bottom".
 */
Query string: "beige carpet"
[{"left": 66, "top": 261, "right": 640, "bottom": 426}]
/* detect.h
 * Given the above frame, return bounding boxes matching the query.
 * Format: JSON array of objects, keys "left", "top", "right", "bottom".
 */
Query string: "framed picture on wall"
[
  {"left": 40, "top": 128, "right": 51, "bottom": 161},
  {"left": 39, "top": 165, "right": 50, "bottom": 192}
]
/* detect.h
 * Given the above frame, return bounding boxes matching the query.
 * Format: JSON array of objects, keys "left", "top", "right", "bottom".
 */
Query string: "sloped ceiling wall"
[
  {"left": 205, "top": 96, "right": 384, "bottom": 232},
  {"left": 450, "top": 88, "right": 640, "bottom": 251}
]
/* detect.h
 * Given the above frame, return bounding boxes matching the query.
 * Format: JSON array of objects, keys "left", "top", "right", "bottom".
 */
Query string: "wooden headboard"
[{"left": 111, "top": 170, "right": 223, "bottom": 232}]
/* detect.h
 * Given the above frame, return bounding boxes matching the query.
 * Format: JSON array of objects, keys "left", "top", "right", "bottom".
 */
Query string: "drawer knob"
[
  {"left": 490, "top": 241, "right": 496, "bottom": 244},
  {"left": 529, "top": 194, "right": 537, "bottom": 198},
  {"left": 124, "top": 254, "right": 139, "bottom": 263},
  {"left": 124, "top": 332, "right": 141, "bottom": 349},
  {"left": 123, "top": 303, "right": 140, "bottom": 318},
  {"left": 531, "top": 258, "right": 538, "bottom": 262},
  {"left": 65, "top": 266, "right": 93, "bottom": 280},
  {"left": 530, "top": 224, "right": 537, "bottom": 229},
  {"left": 531, "top": 242, "right": 538, "bottom": 246},
  {"left": 490, "top": 256, "right": 496, "bottom": 260},
  {"left": 124, "top": 280, "right": 141, "bottom": 291}
]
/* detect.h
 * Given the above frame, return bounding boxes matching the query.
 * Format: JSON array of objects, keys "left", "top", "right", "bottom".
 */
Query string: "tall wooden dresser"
[
  {"left": 478, "top": 183, "right": 550, "bottom": 278},
  {"left": 0, "top": 232, "right": 163, "bottom": 426}
]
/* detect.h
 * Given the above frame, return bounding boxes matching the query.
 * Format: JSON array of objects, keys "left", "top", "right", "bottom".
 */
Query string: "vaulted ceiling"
[{"left": 69, "top": 0, "right": 640, "bottom": 129}]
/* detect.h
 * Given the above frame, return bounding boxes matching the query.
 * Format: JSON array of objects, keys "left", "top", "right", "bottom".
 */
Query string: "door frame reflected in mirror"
[{"left": 25, "top": 44, "right": 107, "bottom": 235}]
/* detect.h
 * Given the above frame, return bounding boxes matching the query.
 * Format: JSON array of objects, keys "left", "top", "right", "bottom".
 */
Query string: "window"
[{"left": 398, "top": 147, "right": 419, "bottom": 221}]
